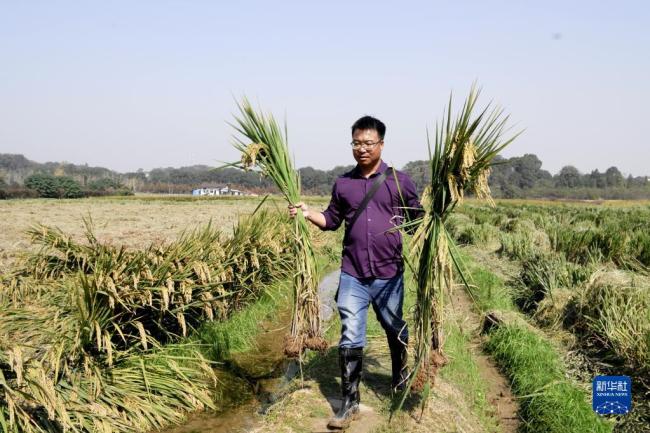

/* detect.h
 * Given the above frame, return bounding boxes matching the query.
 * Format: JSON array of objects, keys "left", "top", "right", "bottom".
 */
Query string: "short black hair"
[{"left": 351, "top": 116, "right": 386, "bottom": 140}]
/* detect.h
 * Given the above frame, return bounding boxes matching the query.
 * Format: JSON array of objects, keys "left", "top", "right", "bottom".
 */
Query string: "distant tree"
[
  {"left": 88, "top": 178, "right": 125, "bottom": 190},
  {"left": 5, "top": 152, "right": 650, "bottom": 200},
  {"left": 328, "top": 165, "right": 356, "bottom": 179},
  {"left": 555, "top": 166, "right": 582, "bottom": 188},
  {"left": 488, "top": 153, "right": 550, "bottom": 194},
  {"left": 126, "top": 169, "right": 147, "bottom": 180},
  {"left": 56, "top": 176, "right": 84, "bottom": 198},
  {"left": 0, "top": 154, "right": 32, "bottom": 170},
  {"left": 299, "top": 167, "right": 330, "bottom": 194},
  {"left": 604, "top": 166, "right": 624, "bottom": 187},
  {"left": 25, "top": 174, "right": 59, "bottom": 198},
  {"left": 587, "top": 169, "right": 606, "bottom": 188},
  {"left": 510, "top": 154, "right": 547, "bottom": 189},
  {"left": 626, "top": 175, "right": 649, "bottom": 187},
  {"left": 24, "top": 173, "right": 83, "bottom": 198},
  {"left": 402, "top": 160, "right": 430, "bottom": 192}
]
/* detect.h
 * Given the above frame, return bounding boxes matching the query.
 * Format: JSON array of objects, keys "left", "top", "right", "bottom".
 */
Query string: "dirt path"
[
  {"left": 252, "top": 274, "right": 521, "bottom": 433},
  {"left": 449, "top": 283, "right": 520, "bottom": 433},
  {"left": 160, "top": 266, "right": 521, "bottom": 433},
  {"left": 253, "top": 339, "right": 497, "bottom": 433}
]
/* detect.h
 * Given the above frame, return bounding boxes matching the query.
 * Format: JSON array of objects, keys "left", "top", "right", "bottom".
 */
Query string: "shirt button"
[{"left": 368, "top": 218, "right": 371, "bottom": 222}]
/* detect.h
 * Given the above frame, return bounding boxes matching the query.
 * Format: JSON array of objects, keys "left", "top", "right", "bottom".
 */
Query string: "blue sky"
[{"left": 1, "top": 1, "right": 649, "bottom": 175}]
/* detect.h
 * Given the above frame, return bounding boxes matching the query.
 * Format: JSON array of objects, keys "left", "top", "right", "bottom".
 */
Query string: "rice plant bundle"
[
  {"left": 0, "top": 211, "right": 293, "bottom": 433},
  {"left": 4, "top": 212, "right": 291, "bottom": 356},
  {"left": 224, "top": 209, "right": 293, "bottom": 304},
  {"left": 230, "top": 98, "right": 327, "bottom": 357},
  {"left": 578, "top": 270, "right": 650, "bottom": 379},
  {"left": 398, "top": 86, "right": 520, "bottom": 407},
  {"left": 0, "top": 339, "right": 216, "bottom": 433}
]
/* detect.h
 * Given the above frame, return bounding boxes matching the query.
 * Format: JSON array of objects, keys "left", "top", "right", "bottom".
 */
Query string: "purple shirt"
[{"left": 320, "top": 160, "right": 422, "bottom": 279}]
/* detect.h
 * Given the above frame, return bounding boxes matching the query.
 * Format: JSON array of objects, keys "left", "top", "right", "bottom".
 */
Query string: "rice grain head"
[
  {"left": 135, "top": 321, "right": 148, "bottom": 350},
  {"left": 473, "top": 168, "right": 494, "bottom": 205},
  {"left": 459, "top": 141, "right": 477, "bottom": 184},
  {"left": 448, "top": 174, "right": 461, "bottom": 203},
  {"left": 9, "top": 346, "right": 24, "bottom": 385},
  {"left": 241, "top": 142, "right": 266, "bottom": 169}
]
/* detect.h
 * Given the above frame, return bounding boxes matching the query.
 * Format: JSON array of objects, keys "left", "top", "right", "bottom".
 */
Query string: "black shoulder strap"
[{"left": 347, "top": 168, "right": 393, "bottom": 231}]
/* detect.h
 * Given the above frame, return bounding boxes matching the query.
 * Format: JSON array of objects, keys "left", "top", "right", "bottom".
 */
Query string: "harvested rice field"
[
  {"left": 1, "top": 195, "right": 648, "bottom": 433},
  {"left": 0, "top": 195, "right": 328, "bottom": 270}
]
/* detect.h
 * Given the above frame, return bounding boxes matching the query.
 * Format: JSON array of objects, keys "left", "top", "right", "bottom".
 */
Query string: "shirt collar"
[{"left": 352, "top": 160, "right": 389, "bottom": 178}]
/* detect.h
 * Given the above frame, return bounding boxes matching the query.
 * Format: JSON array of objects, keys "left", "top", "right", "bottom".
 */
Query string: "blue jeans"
[{"left": 337, "top": 271, "right": 408, "bottom": 349}]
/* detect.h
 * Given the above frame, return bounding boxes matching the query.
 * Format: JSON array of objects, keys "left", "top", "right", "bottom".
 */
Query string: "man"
[{"left": 289, "top": 116, "right": 422, "bottom": 429}]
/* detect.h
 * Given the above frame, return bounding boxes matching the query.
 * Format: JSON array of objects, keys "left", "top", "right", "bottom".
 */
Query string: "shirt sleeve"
[{"left": 321, "top": 180, "right": 344, "bottom": 231}]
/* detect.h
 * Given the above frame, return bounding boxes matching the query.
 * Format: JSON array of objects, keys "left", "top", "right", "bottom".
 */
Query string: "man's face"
[{"left": 351, "top": 128, "right": 383, "bottom": 169}]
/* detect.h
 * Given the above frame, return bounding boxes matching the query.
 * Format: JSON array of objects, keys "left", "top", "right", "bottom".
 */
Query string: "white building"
[{"left": 192, "top": 185, "right": 245, "bottom": 196}]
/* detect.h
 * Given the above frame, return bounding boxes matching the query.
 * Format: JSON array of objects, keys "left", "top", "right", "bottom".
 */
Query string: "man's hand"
[
  {"left": 288, "top": 202, "right": 310, "bottom": 219},
  {"left": 288, "top": 202, "right": 327, "bottom": 228}
]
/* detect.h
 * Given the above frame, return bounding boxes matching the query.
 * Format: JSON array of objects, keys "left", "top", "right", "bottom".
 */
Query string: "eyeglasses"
[{"left": 350, "top": 140, "right": 382, "bottom": 150}]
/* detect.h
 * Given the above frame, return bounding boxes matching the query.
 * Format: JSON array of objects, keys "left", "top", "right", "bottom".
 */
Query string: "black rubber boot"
[
  {"left": 327, "top": 347, "right": 363, "bottom": 430},
  {"left": 388, "top": 335, "right": 408, "bottom": 393}
]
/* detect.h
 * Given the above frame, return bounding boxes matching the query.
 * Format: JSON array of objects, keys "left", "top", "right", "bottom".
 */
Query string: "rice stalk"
[
  {"left": 396, "top": 85, "right": 520, "bottom": 411},
  {"left": 228, "top": 98, "right": 326, "bottom": 357}
]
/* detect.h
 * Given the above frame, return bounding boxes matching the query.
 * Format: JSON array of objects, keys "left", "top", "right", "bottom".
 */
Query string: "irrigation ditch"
[
  {"left": 160, "top": 257, "right": 528, "bottom": 433},
  {"left": 158, "top": 269, "right": 341, "bottom": 433}
]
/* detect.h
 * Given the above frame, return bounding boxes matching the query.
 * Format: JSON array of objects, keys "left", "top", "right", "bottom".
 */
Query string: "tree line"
[
  {"left": 1, "top": 153, "right": 649, "bottom": 200},
  {"left": 0, "top": 154, "right": 133, "bottom": 199},
  {"left": 0, "top": 172, "right": 133, "bottom": 199},
  {"left": 404, "top": 154, "right": 649, "bottom": 199}
]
